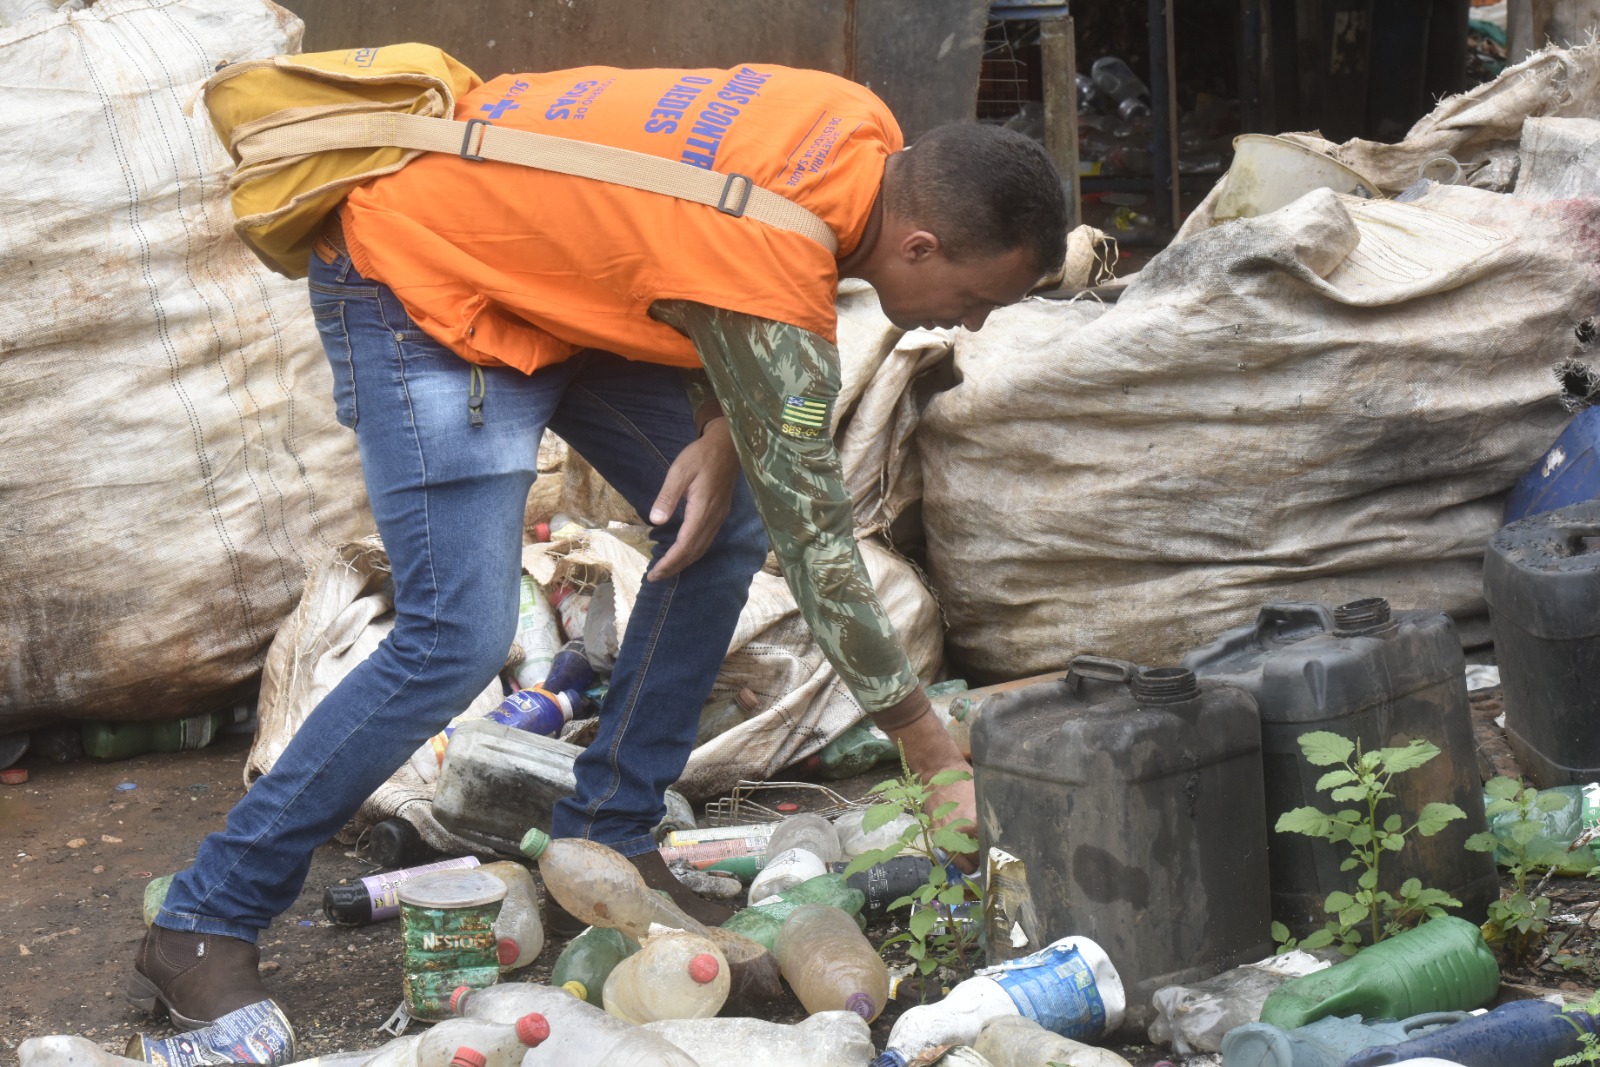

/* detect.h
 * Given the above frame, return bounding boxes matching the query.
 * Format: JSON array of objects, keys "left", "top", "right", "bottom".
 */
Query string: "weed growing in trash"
[
  {"left": 842, "top": 745, "right": 980, "bottom": 993},
  {"left": 1465, "top": 776, "right": 1574, "bottom": 959},
  {"left": 1557, "top": 991, "right": 1600, "bottom": 1067},
  {"left": 1272, "top": 732, "right": 1465, "bottom": 955}
]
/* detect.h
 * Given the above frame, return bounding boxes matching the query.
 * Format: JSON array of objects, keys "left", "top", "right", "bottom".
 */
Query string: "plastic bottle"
[
  {"left": 834, "top": 806, "right": 917, "bottom": 861},
  {"left": 509, "top": 575, "right": 562, "bottom": 690},
  {"left": 804, "top": 719, "right": 897, "bottom": 779},
  {"left": 976, "top": 1015, "right": 1135, "bottom": 1067},
  {"left": 749, "top": 813, "right": 844, "bottom": 903},
  {"left": 1221, "top": 1012, "right": 1469, "bottom": 1067},
  {"left": 478, "top": 860, "right": 544, "bottom": 970},
  {"left": 1481, "top": 782, "right": 1600, "bottom": 874},
  {"left": 721, "top": 872, "right": 865, "bottom": 952},
  {"left": 413, "top": 1014, "right": 549, "bottom": 1067},
  {"left": 486, "top": 687, "right": 578, "bottom": 737},
  {"left": 519, "top": 828, "right": 709, "bottom": 940},
  {"left": 22, "top": 1036, "right": 151, "bottom": 1067},
  {"left": 1344, "top": 1000, "right": 1599, "bottom": 1067},
  {"left": 773, "top": 903, "right": 890, "bottom": 1023},
  {"left": 450, "top": 983, "right": 698, "bottom": 1066},
  {"left": 600, "top": 930, "right": 729, "bottom": 1023},
  {"left": 831, "top": 855, "right": 960, "bottom": 920},
  {"left": 1090, "top": 56, "right": 1152, "bottom": 120},
  {"left": 321, "top": 856, "right": 482, "bottom": 925},
  {"left": 551, "top": 926, "right": 639, "bottom": 1006},
  {"left": 874, "top": 936, "right": 1126, "bottom": 1067},
  {"left": 1147, "top": 950, "right": 1335, "bottom": 1053},
  {"left": 641, "top": 1011, "right": 876, "bottom": 1067},
  {"left": 1259, "top": 917, "right": 1500, "bottom": 1031},
  {"left": 80, "top": 709, "right": 229, "bottom": 761}
]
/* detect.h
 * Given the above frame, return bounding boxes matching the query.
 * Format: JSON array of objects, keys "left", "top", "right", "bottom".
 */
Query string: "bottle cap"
[
  {"left": 688, "top": 953, "right": 721, "bottom": 984},
  {"left": 497, "top": 937, "right": 519, "bottom": 967},
  {"left": 735, "top": 687, "right": 760, "bottom": 711},
  {"left": 515, "top": 1013, "right": 551, "bottom": 1046},
  {"left": 519, "top": 827, "right": 551, "bottom": 860},
  {"left": 450, "top": 1049, "right": 487, "bottom": 1067},
  {"left": 845, "top": 992, "right": 877, "bottom": 1020},
  {"left": 561, "top": 979, "right": 589, "bottom": 1001},
  {"left": 448, "top": 985, "right": 473, "bottom": 1014}
]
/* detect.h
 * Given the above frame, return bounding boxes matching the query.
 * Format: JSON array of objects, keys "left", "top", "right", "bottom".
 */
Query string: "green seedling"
[{"left": 1465, "top": 775, "right": 1573, "bottom": 958}]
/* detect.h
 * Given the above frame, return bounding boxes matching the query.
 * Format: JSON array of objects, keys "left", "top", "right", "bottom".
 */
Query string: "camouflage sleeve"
[{"left": 651, "top": 299, "right": 923, "bottom": 715}]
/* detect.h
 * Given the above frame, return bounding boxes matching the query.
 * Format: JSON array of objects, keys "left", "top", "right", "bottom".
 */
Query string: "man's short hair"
[{"left": 888, "top": 123, "right": 1069, "bottom": 278}]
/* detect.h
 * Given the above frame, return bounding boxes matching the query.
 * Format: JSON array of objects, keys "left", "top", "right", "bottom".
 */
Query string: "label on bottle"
[
  {"left": 127, "top": 999, "right": 296, "bottom": 1066},
  {"left": 359, "top": 856, "right": 481, "bottom": 922},
  {"left": 662, "top": 823, "right": 777, "bottom": 848},
  {"left": 981, "top": 943, "right": 1108, "bottom": 1040}
]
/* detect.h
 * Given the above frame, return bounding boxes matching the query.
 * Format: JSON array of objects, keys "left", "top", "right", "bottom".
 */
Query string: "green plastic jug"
[{"left": 1260, "top": 917, "right": 1499, "bottom": 1030}]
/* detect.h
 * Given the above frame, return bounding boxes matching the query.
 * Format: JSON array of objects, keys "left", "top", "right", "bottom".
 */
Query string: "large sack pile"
[
  {"left": 920, "top": 44, "right": 1600, "bottom": 678},
  {"left": 0, "top": 0, "right": 371, "bottom": 731}
]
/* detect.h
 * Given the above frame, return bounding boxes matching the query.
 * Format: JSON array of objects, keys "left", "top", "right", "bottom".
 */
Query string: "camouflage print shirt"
[{"left": 651, "top": 300, "right": 921, "bottom": 715}]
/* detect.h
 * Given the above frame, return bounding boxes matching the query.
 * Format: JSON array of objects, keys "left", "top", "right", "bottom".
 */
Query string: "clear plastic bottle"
[
  {"left": 873, "top": 936, "right": 1126, "bottom": 1067},
  {"left": 519, "top": 828, "right": 707, "bottom": 941},
  {"left": 451, "top": 982, "right": 698, "bottom": 1067},
  {"left": 641, "top": 1010, "right": 875, "bottom": 1067},
  {"left": 721, "top": 872, "right": 865, "bottom": 952},
  {"left": 765, "top": 812, "right": 843, "bottom": 863},
  {"left": 976, "top": 1015, "right": 1135, "bottom": 1067},
  {"left": 551, "top": 926, "right": 639, "bottom": 1006},
  {"left": 414, "top": 1015, "right": 548, "bottom": 1067},
  {"left": 601, "top": 931, "right": 729, "bottom": 1023},
  {"left": 746, "top": 845, "right": 828, "bottom": 904},
  {"left": 23, "top": 1036, "right": 155, "bottom": 1067},
  {"left": 1089, "top": 56, "right": 1151, "bottom": 121},
  {"left": 833, "top": 807, "right": 917, "bottom": 861},
  {"left": 773, "top": 903, "right": 890, "bottom": 1023},
  {"left": 1147, "top": 950, "right": 1333, "bottom": 1054},
  {"left": 477, "top": 860, "right": 544, "bottom": 970}
]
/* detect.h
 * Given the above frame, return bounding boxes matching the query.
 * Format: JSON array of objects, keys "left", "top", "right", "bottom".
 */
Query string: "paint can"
[{"left": 397, "top": 868, "right": 506, "bottom": 1021}]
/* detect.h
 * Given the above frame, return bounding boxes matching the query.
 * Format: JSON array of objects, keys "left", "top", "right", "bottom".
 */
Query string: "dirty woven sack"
[
  {"left": 0, "top": 0, "right": 370, "bottom": 730},
  {"left": 920, "top": 184, "right": 1599, "bottom": 676}
]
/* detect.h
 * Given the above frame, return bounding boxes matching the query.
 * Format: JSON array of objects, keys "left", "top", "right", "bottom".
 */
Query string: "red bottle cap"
[
  {"left": 515, "top": 1013, "right": 551, "bottom": 1046},
  {"left": 688, "top": 953, "right": 721, "bottom": 984},
  {"left": 450, "top": 1049, "right": 486, "bottom": 1067},
  {"left": 535, "top": 522, "right": 551, "bottom": 542},
  {"left": 0, "top": 769, "right": 27, "bottom": 785},
  {"left": 497, "top": 937, "right": 518, "bottom": 966},
  {"left": 776, "top": 802, "right": 799, "bottom": 813},
  {"left": 448, "top": 985, "right": 473, "bottom": 1014}
]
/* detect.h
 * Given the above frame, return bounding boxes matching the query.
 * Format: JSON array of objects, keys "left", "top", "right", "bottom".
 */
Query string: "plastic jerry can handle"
[
  {"left": 1399, "top": 1011, "right": 1474, "bottom": 1035},
  {"left": 1062, "top": 655, "right": 1138, "bottom": 692},
  {"left": 1253, "top": 602, "right": 1336, "bottom": 643}
]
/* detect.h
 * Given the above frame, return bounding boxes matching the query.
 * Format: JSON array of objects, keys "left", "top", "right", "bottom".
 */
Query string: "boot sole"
[{"left": 126, "top": 969, "right": 211, "bottom": 1032}]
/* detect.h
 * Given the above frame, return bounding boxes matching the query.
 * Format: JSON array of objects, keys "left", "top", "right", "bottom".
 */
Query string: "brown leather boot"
[{"left": 127, "top": 925, "right": 277, "bottom": 1030}]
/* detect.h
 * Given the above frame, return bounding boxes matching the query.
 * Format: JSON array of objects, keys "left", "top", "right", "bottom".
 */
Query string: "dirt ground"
[{"left": 1, "top": 688, "right": 1594, "bottom": 1063}]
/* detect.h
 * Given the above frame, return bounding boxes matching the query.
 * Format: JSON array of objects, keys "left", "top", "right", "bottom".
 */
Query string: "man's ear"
[{"left": 899, "top": 229, "right": 940, "bottom": 264}]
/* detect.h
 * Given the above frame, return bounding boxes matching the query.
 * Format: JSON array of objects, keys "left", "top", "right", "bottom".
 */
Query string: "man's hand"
[
  {"left": 880, "top": 703, "right": 981, "bottom": 873},
  {"left": 648, "top": 416, "right": 740, "bottom": 581}
]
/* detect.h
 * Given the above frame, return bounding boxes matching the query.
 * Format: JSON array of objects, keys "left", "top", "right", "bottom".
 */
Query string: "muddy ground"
[{"left": 0, "top": 688, "right": 1594, "bottom": 1063}]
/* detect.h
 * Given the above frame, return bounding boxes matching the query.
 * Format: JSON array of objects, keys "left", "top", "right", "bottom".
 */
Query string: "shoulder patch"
[{"left": 780, "top": 394, "right": 829, "bottom": 439}]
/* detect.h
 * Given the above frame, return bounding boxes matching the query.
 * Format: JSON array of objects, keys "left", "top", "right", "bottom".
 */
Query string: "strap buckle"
[
  {"left": 716, "top": 172, "right": 754, "bottom": 218},
  {"left": 460, "top": 118, "right": 489, "bottom": 162}
]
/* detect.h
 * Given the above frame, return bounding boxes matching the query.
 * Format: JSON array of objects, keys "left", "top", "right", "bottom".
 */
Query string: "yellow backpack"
[{"left": 203, "top": 43, "right": 836, "bottom": 279}]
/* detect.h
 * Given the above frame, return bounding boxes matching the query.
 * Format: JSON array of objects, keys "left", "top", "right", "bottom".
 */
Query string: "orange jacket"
[{"left": 342, "top": 64, "right": 901, "bottom": 373}]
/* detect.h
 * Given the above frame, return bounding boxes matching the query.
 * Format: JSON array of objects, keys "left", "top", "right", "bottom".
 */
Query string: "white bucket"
[{"left": 1214, "top": 134, "right": 1382, "bottom": 221}]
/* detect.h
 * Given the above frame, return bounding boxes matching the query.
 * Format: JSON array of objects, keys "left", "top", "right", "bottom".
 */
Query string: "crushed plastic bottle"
[
  {"left": 874, "top": 936, "right": 1126, "bottom": 1067},
  {"left": 641, "top": 1011, "right": 876, "bottom": 1067},
  {"left": 450, "top": 982, "right": 697, "bottom": 1066},
  {"left": 832, "top": 807, "right": 917, "bottom": 861},
  {"left": 773, "top": 903, "right": 890, "bottom": 1023},
  {"left": 601, "top": 930, "right": 729, "bottom": 1023},
  {"left": 1090, "top": 56, "right": 1152, "bottom": 120},
  {"left": 551, "top": 926, "right": 639, "bottom": 1006},
  {"left": 1148, "top": 950, "right": 1335, "bottom": 1053},
  {"left": 509, "top": 576, "right": 562, "bottom": 690},
  {"left": 722, "top": 872, "right": 866, "bottom": 952},
  {"left": 976, "top": 1015, "right": 1135, "bottom": 1067},
  {"left": 478, "top": 860, "right": 544, "bottom": 970}
]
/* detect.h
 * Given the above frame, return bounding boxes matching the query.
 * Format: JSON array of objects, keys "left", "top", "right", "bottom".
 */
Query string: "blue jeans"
[{"left": 156, "top": 251, "right": 768, "bottom": 940}]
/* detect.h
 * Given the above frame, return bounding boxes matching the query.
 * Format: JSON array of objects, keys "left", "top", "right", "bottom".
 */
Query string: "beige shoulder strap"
[{"left": 231, "top": 110, "right": 840, "bottom": 255}]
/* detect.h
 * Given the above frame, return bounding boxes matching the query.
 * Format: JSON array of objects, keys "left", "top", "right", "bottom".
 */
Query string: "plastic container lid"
[
  {"left": 396, "top": 869, "right": 507, "bottom": 908},
  {"left": 448, "top": 985, "right": 474, "bottom": 1014},
  {"left": 515, "top": 1013, "right": 551, "bottom": 1046},
  {"left": 688, "top": 953, "right": 721, "bottom": 984}
]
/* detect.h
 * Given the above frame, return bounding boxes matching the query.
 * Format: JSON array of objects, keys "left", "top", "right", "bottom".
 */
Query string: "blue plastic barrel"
[
  {"left": 1343, "top": 1000, "right": 1597, "bottom": 1067},
  {"left": 1504, "top": 407, "right": 1600, "bottom": 525}
]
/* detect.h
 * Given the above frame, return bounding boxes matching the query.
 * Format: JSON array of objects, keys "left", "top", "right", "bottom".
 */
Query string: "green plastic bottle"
[
  {"left": 1260, "top": 916, "right": 1500, "bottom": 1030},
  {"left": 550, "top": 925, "right": 638, "bottom": 1006},
  {"left": 721, "top": 872, "right": 866, "bottom": 952},
  {"left": 80, "top": 709, "right": 230, "bottom": 761},
  {"left": 813, "top": 720, "right": 897, "bottom": 780}
]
